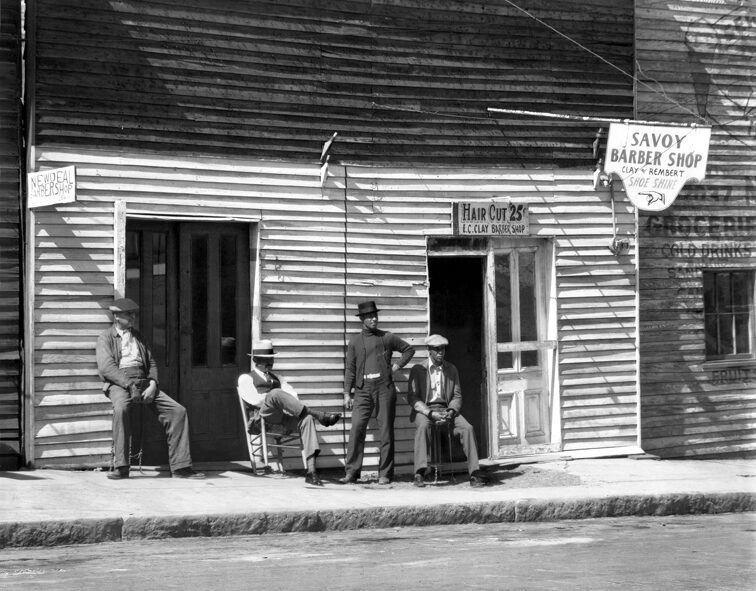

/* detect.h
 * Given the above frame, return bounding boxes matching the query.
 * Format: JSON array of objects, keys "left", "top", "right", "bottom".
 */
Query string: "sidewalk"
[{"left": 1, "top": 457, "right": 754, "bottom": 548}]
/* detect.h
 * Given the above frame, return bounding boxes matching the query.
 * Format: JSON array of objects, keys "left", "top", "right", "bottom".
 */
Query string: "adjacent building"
[{"left": 636, "top": 0, "right": 756, "bottom": 458}]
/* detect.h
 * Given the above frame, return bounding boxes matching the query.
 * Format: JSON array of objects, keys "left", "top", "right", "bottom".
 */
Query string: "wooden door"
[
  {"left": 179, "top": 223, "right": 251, "bottom": 462},
  {"left": 126, "top": 221, "right": 251, "bottom": 464},
  {"left": 485, "top": 240, "right": 557, "bottom": 457}
]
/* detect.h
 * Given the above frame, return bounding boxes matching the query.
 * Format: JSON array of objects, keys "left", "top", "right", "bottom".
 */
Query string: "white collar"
[{"left": 115, "top": 326, "right": 131, "bottom": 338}]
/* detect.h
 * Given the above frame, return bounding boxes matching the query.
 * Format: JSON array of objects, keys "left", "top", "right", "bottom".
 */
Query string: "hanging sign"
[
  {"left": 453, "top": 200, "right": 530, "bottom": 236},
  {"left": 604, "top": 123, "right": 710, "bottom": 211},
  {"left": 27, "top": 166, "right": 77, "bottom": 209}
]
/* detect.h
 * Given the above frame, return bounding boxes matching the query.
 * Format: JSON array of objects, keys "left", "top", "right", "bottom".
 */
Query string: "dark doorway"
[{"left": 428, "top": 256, "right": 487, "bottom": 458}]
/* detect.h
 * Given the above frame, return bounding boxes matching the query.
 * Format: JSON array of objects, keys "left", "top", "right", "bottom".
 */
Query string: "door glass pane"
[
  {"left": 220, "top": 235, "right": 238, "bottom": 366},
  {"left": 495, "top": 253, "right": 513, "bottom": 369},
  {"left": 125, "top": 230, "right": 141, "bottom": 316},
  {"left": 151, "top": 232, "right": 168, "bottom": 364},
  {"left": 519, "top": 251, "right": 538, "bottom": 367},
  {"left": 191, "top": 236, "right": 208, "bottom": 366}
]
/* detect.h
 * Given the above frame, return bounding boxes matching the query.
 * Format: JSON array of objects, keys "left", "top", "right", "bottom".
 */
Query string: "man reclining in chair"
[{"left": 237, "top": 340, "right": 341, "bottom": 486}]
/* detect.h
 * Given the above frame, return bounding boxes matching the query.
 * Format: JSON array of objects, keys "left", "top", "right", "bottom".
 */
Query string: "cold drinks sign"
[
  {"left": 454, "top": 200, "right": 529, "bottom": 236},
  {"left": 604, "top": 123, "right": 710, "bottom": 211}
]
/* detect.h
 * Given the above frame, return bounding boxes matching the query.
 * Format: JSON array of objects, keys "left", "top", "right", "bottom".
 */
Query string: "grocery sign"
[{"left": 604, "top": 123, "right": 711, "bottom": 211}]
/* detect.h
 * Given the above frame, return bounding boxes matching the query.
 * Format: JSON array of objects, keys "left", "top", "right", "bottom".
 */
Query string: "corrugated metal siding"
[
  {"left": 33, "top": 0, "right": 633, "bottom": 166},
  {"left": 30, "top": 149, "right": 638, "bottom": 467},
  {"left": 636, "top": 0, "right": 756, "bottom": 457},
  {"left": 0, "top": 0, "right": 22, "bottom": 469}
]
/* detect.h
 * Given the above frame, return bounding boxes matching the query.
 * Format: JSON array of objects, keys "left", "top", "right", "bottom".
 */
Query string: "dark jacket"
[
  {"left": 96, "top": 324, "right": 159, "bottom": 393},
  {"left": 407, "top": 360, "right": 463, "bottom": 422},
  {"left": 343, "top": 329, "right": 415, "bottom": 393}
]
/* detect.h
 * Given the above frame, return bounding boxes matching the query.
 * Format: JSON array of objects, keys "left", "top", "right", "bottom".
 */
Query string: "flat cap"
[
  {"left": 109, "top": 297, "right": 139, "bottom": 313},
  {"left": 425, "top": 334, "right": 449, "bottom": 347}
]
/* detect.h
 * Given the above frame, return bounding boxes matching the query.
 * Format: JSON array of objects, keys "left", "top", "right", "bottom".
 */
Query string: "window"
[{"left": 703, "top": 270, "right": 755, "bottom": 360}]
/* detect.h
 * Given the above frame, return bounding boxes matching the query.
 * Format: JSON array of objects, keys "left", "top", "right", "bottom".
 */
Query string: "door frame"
[{"left": 115, "top": 203, "right": 261, "bottom": 463}]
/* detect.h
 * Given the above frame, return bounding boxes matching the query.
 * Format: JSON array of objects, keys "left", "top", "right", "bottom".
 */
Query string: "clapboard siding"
[
  {"left": 28, "top": 148, "right": 638, "bottom": 467},
  {"left": 0, "top": 0, "right": 22, "bottom": 469},
  {"left": 32, "top": 0, "right": 633, "bottom": 166},
  {"left": 636, "top": 0, "right": 756, "bottom": 458}
]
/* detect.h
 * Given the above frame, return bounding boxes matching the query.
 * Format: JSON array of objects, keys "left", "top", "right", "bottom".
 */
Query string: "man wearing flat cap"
[
  {"left": 407, "top": 334, "right": 487, "bottom": 487},
  {"left": 238, "top": 340, "right": 341, "bottom": 486},
  {"left": 96, "top": 297, "right": 204, "bottom": 480},
  {"left": 341, "top": 300, "right": 415, "bottom": 485}
]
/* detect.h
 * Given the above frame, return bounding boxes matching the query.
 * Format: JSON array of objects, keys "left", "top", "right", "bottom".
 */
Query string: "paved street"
[{"left": 1, "top": 514, "right": 754, "bottom": 590}]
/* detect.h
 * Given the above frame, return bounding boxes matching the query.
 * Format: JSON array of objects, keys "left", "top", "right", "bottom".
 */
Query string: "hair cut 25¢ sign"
[
  {"left": 453, "top": 200, "right": 529, "bottom": 236},
  {"left": 604, "top": 123, "right": 711, "bottom": 211}
]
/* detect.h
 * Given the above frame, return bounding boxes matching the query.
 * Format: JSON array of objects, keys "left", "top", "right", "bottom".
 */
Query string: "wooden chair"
[{"left": 236, "top": 376, "right": 303, "bottom": 474}]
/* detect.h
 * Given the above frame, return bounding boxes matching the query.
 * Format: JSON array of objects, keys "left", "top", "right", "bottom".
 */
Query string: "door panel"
[
  {"left": 125, "top": 224, "right": 178, "bottom": 464},
  {"left": 486, "top": 240, "right": 556, "bottom": 457},
  {"left": 179, "top": 223, "right": 250, "bottom": 461}
]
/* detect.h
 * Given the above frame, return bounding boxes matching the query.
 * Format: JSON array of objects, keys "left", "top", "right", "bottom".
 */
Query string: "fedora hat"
[
  {"left": 356, "top": 300, "right": 380, "bottom": 316},
  {"left": 249, "top": 339, "right": 277, "bottom": 357},
  {"left": 109, "top": 297, "right": 139, "bottom": 313}
]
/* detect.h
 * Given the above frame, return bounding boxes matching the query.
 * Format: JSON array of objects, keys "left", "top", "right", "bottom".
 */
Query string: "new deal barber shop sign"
[
  {"left": 604, "top": 123, "right": 711, "bottom": 211},
  {"left": 453, "top": 200, "right": 530, "bottom": 236}
]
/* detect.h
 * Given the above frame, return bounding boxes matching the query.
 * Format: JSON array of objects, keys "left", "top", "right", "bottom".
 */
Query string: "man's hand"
[
  {"left": 429, "top": 410, "right": 446, "bottom": 423},
  {"left": 444, "top": 409, "right": 456, "bottom": 422},
  {"left": 343, "top": 393, "right": 353, "bottom": 410},
  {"left": 142, "top": 381, "right": 158, "bottom": 404}
]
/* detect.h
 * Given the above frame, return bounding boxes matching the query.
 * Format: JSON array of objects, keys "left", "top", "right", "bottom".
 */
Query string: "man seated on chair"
[
  {"left": 237, "top": 340, "right": 341, "bottom": 486},
  {"left": 407, "top": 334, "right": 487, "bottom": 488},
  {"left": 96, "top": 297, "right": 204, "bottom": 480}
]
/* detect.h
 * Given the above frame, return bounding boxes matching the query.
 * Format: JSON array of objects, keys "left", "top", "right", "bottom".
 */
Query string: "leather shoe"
[
  {"left": 339, "top": 472, "right": 358, "bottom": 484},
  {"left": 172, "top": 467, "right": 205, "bottom": 479},
  {"left": 413, "top": 473, "right": 426, "bottom": 488},
  {"left": 318, "top": 412, "right": 342, "bottom": 427},
  {"left": 378, "top": 476, "right": 391, "bottom": 485},
  {"left": 470, "top": 472, "right": 487, "bottom": 488},
  {"left": 305, "top": 472, "right": 323, "bottom": 486},
  {"left": 107, "top": 467, "right": 129, "bottom": 480}
]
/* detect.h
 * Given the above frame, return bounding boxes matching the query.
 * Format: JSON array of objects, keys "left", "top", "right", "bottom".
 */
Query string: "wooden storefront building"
[
  {"left": 22, "top": 0, "right": 644, "bottom": 471},
  {"left": 636, "top": 0, "right": 756, "bottom": 458}
]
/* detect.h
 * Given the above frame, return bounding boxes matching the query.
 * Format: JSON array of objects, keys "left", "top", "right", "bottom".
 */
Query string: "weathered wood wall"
[
  {"left": 32, "top": 0, "right": 633, "bottom": 166},
  {"left": 27, "top": 1, "right": 641, "bottom": 467},
  {"left": 0, "top": 0, "right": 22, "bottom": 469},
  {"left": 29, "top": 149, "right": 637, "bottom": 468},
  {"left": 636, "top": 0, "right": 756, "bottom": 457}
]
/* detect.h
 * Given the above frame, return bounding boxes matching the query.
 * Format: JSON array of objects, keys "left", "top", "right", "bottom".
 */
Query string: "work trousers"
[
  {"left": 107, "top": 368, "right": 192, "bottom": 473},
  {"left": 260, "top": 389, "right": 319, "bottom": 460},
  {"left": 345, "top": 378, "right": 396, "bottom": 479},
  {"left": 413, "top": 406, "right": 480, "bottom": 476}
]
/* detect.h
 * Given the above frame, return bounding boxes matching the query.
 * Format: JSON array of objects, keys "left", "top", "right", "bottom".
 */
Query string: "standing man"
[
  {"left": 341, "top": 301, "right": 415, "bottom": 485},
  {"left": 96, "top": 297, "right": 204, "bottom": 480},
  {"left": 238, "top": 340, "right": 341, "bottom": 486},
  {"left": 407, "top": 334, "right": 487, "bottom": 488}
]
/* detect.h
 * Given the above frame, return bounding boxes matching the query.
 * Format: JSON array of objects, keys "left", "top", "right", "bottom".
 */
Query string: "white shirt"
[
  {"left": 116, "top": 327, "right": 142, "bottom": 368},
  {"left": 428, "top": 363, "right": 444, "bottom": 403}
]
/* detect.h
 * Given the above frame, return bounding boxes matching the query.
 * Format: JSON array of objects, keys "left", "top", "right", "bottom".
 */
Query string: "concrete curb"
[{"left": 2, "top": 493, "right": 754, "bottom": 548}]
